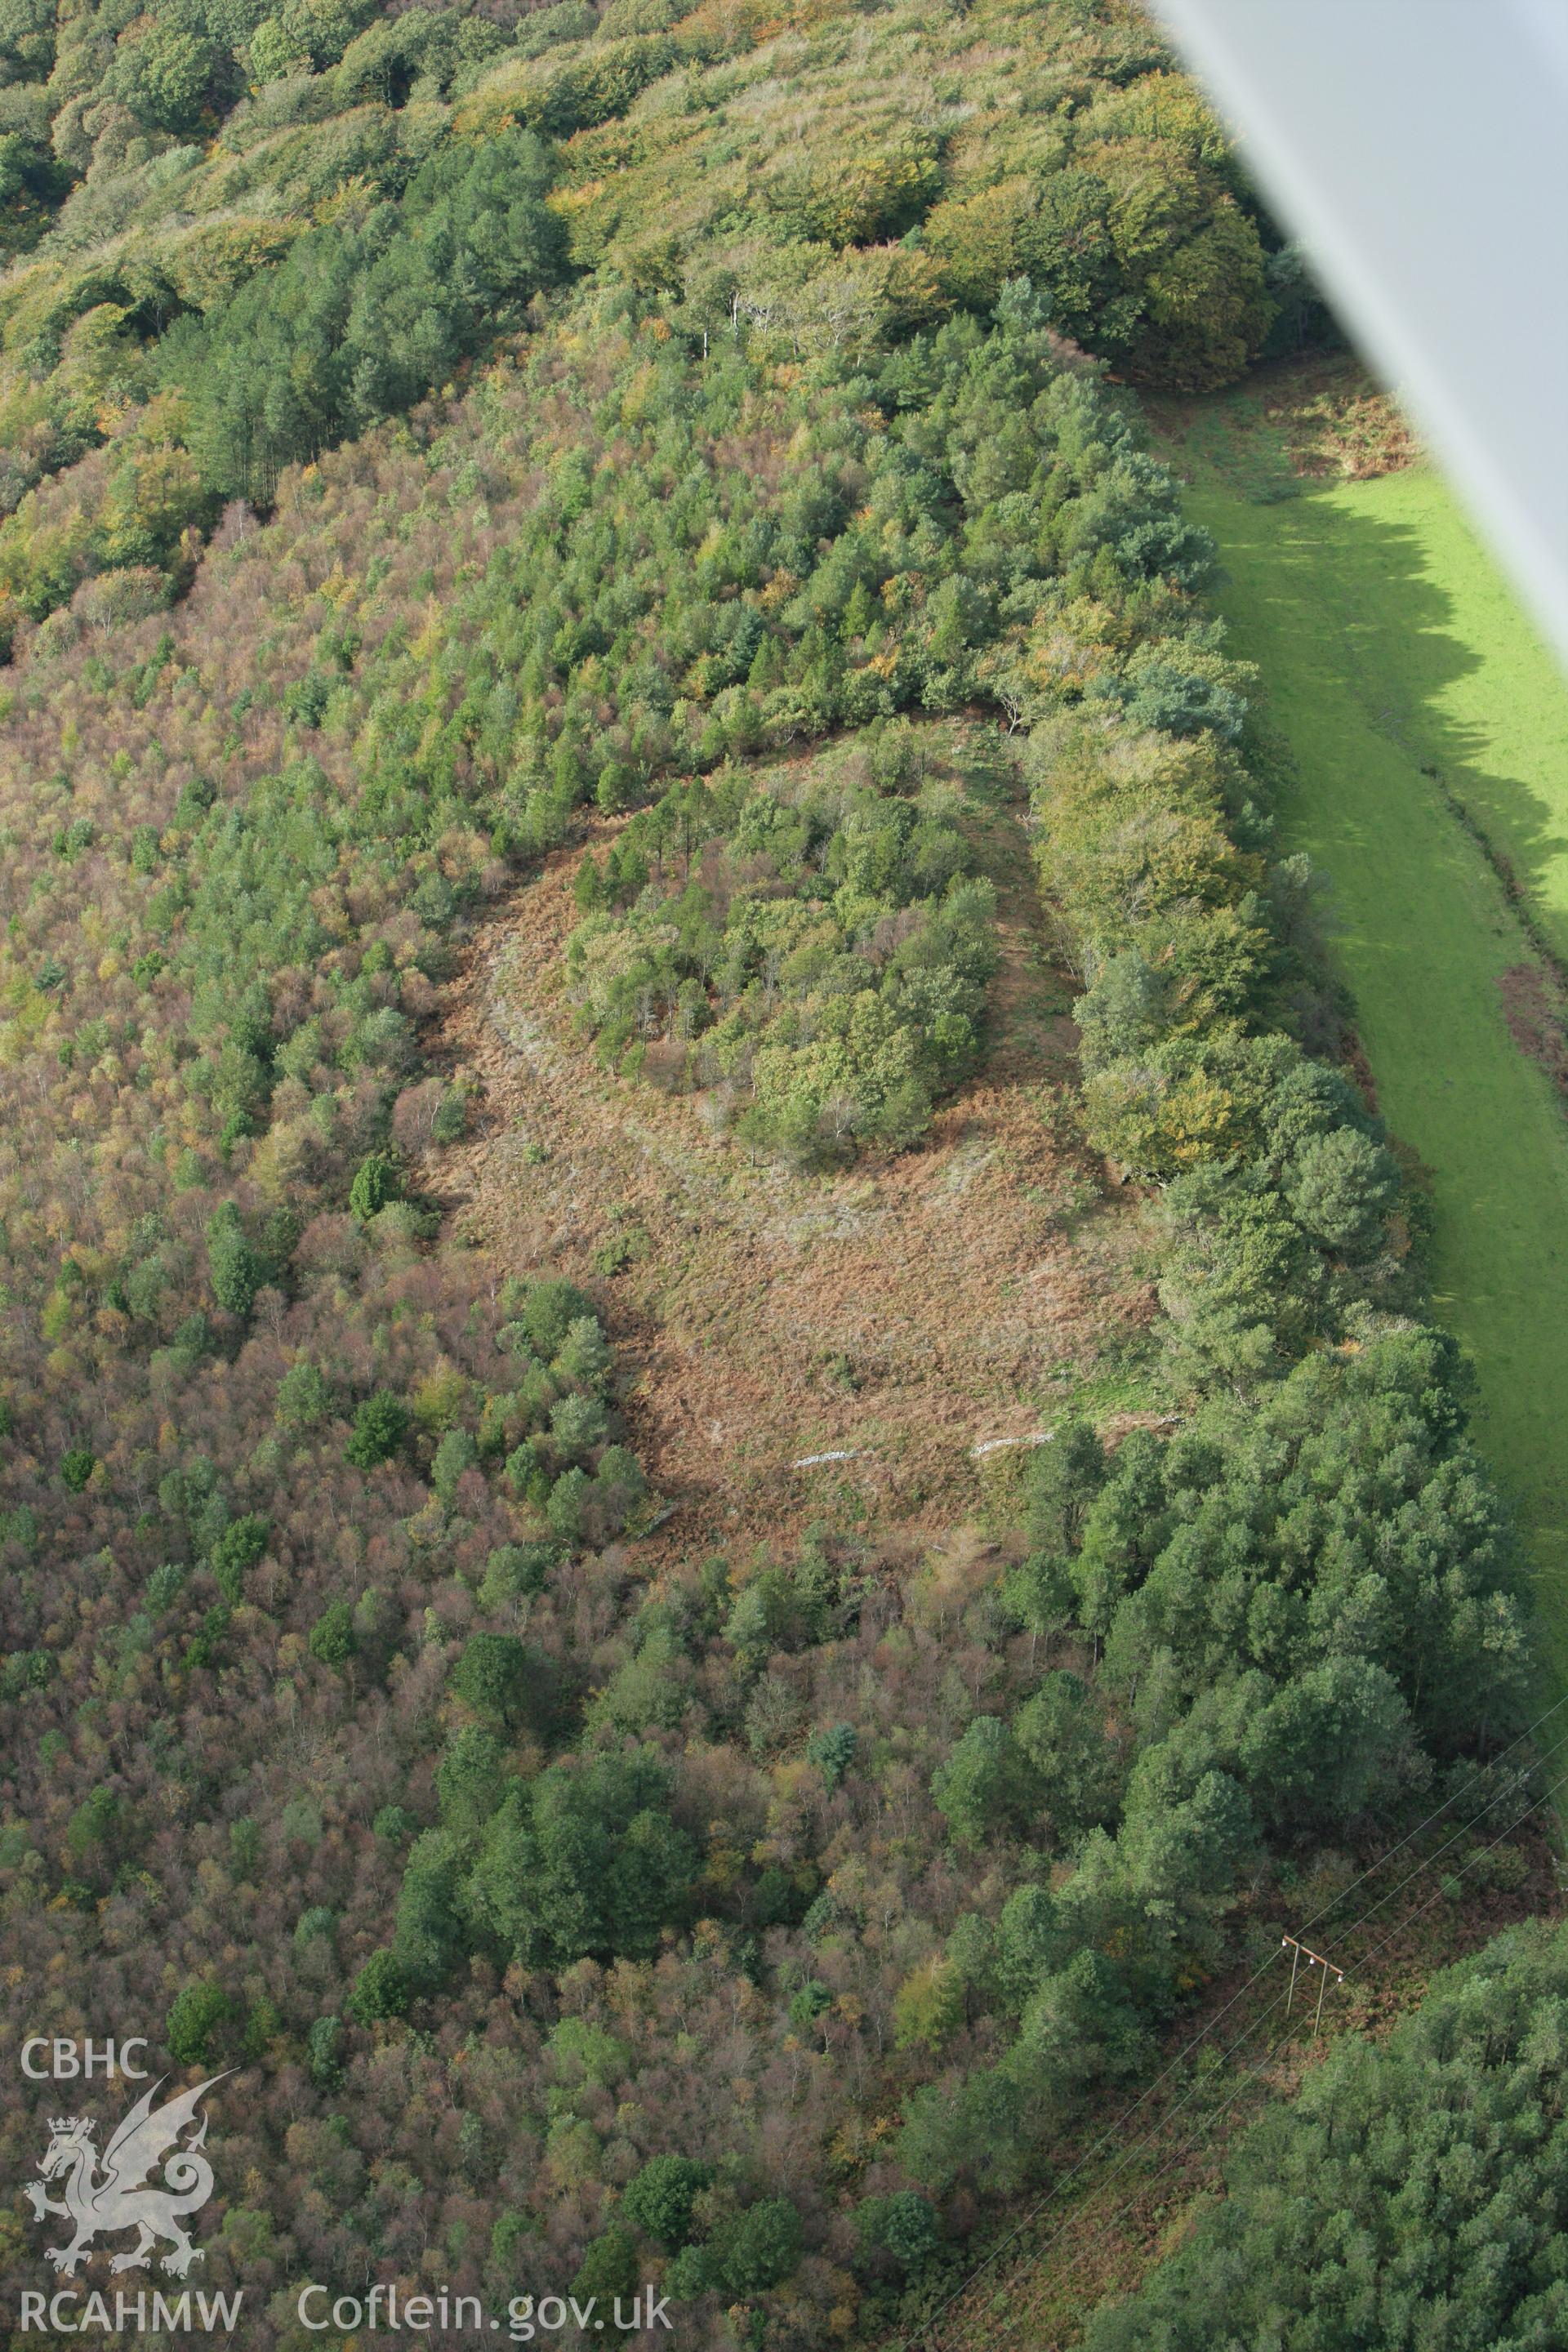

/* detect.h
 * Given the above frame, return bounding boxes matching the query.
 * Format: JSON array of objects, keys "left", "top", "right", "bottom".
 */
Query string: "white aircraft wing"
[{"left": 1152, "top": 0, "right": 1568, "bottom": 667}]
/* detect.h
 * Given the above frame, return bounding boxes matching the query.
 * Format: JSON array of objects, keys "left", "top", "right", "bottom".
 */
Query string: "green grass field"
[{"left": 1156, "top": 412, "right": 1568, "bottom": 1683}]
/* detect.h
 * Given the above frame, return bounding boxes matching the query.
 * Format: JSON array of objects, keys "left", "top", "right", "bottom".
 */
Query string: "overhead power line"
[{"left": 894, "top": 1690, "right": 1568, "bottom": 2351}]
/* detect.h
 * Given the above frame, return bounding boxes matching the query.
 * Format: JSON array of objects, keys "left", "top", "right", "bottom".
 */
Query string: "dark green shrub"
[
  {"left": 345, "top": 1392, "right": 408, "bottom": 1468},
  {"left": 167, "top": 1981, "right": 232, "bottom": 2065},
  {"left": 347, "top": 1949, "right": 409, "bottom": 2026}
]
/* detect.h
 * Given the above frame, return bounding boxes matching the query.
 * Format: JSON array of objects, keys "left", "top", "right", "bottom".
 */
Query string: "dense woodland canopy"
[
  {"left": 0, "top": 0, "right": 1321, "bottom": 646},
  {"left": 0, "top": 2, "right": 1533, "bottom": 2348}
]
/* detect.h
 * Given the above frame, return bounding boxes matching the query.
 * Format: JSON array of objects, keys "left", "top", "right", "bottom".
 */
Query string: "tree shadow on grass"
[
  {"left": 1152, "top": 363, "right": 1568, "bottom": 942},
  {"left": 1223, "top": 482, "right": 1568, "bottom": 963}
]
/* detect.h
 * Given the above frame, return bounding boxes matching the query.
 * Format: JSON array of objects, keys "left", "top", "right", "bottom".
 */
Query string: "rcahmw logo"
[{"left": 16, "top": 2038, "right": 243, "bottom": 2334}]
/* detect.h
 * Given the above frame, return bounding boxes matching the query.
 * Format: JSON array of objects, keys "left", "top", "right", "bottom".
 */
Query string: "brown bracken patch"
[
  {"left": 1341, "top": 1028, "right": 1382, "bottom": 1118},
  {"left": 1498, "top": 962, "right": 1568, "bottom": 1104}
]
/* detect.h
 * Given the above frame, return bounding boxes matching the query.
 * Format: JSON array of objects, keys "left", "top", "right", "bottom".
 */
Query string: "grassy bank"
[{"left": 1153, "top": 396, "right": 1568, "bottom": 1680}]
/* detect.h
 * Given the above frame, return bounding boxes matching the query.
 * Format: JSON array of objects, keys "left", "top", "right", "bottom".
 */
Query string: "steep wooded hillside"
[{"left": 0, "top": 10, "right": 1539, "bottom": 2351}]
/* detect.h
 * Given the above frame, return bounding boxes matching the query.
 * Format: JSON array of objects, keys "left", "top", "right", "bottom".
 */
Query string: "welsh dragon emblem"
[{"left": 24, "top": 2074, "right": 229, "bottom": 2278}]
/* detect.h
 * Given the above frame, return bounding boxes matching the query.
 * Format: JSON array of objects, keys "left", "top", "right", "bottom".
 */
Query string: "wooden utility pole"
[{"left": 1282, "top": 1934, "right": 1347, "bottom": 2034}]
